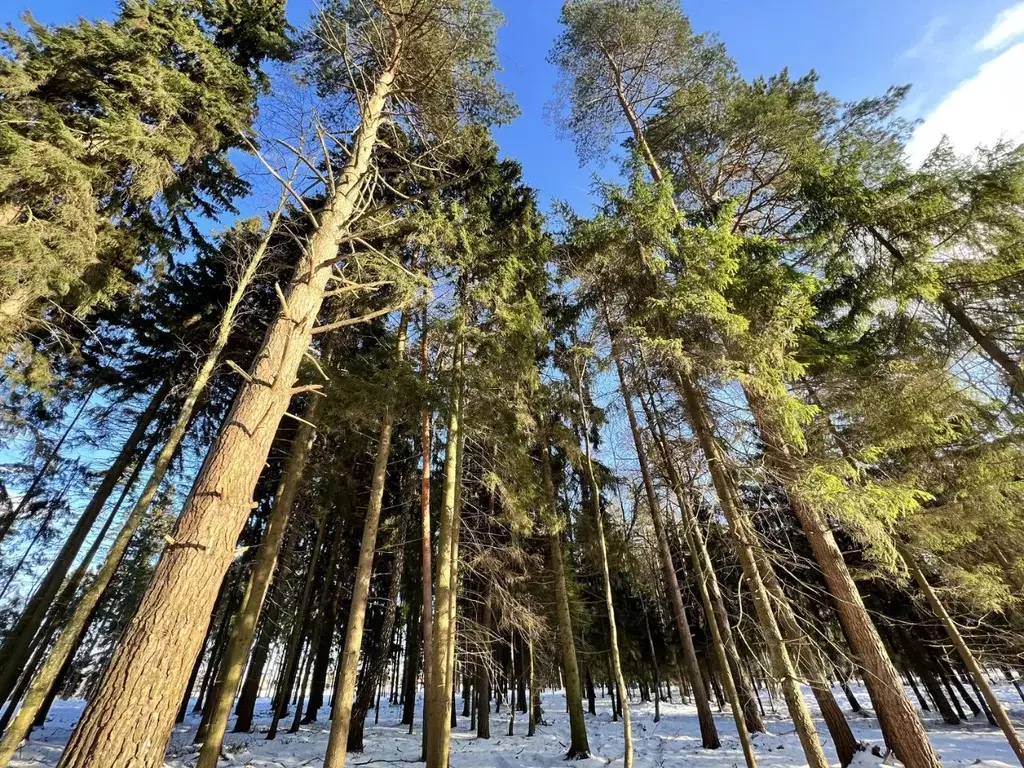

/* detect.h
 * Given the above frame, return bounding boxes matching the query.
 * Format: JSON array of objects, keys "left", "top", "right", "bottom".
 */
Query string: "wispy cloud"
[
  {"left": 903, "top": 16, "right": 947, "bottom": 59},
  {"left": 907, "top": 42, "right": 1024, "bottom": 165},
  {"left": 976, "top": 1, "right": 1024, "bottom": 51}
]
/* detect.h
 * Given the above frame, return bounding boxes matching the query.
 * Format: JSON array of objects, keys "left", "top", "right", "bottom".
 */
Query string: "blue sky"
[{"left": 12, "top": 0, "right": 1024, "bottom": 213}]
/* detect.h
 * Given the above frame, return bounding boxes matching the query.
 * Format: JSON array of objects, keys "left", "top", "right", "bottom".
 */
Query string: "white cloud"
[
  {"left": 906, "top": 42, "right": 1024, "bottom": 166},
  {"left": 976, "top": 2, "right": 1024, "bottom": 51},
  {"left": 903, "top": 16, "right": 947, "bottom": 59}
]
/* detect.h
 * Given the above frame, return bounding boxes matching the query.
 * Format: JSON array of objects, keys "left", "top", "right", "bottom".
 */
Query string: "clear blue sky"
[{"left": 12, "top": 0, "right": 1023, "bottom": 213}]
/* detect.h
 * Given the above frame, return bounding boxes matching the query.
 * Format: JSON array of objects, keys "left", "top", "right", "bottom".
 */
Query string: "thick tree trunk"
[
  {"left": 196, "top": 394, "right": 321, "bottom": 766},
  {"left": 744, "top": 385, "right": 940, "bottom": 768},
  {"left": 610, "top": 344, "right": 718, "bottom": 749},
  {"left": 2, "top": 213, "right": 282, "bottom": 764},
  {"left": 0, "top": 378, "right": 169, "bottom": 705},
  {"left": 540, "top": 438, "right": 591, "bottom": 756},
  {"left": 675, "top": 371, "right": 830, "bottom": 768},
  {"left": 324, "top": 319, "right": 406, "bottom": 768},
  {"left": 55, "top": 58, "right": 401, "bottom": 768},
  {"left": 901, "top": 545, "right": 1024, "bottom": 766}
]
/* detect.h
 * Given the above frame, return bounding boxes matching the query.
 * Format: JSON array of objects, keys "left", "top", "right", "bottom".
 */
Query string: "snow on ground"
[{"left": 9, "top": 681, "right": 1024, "bottom": 767}]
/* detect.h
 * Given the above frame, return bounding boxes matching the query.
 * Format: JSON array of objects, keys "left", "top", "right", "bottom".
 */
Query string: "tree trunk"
[
  {"left": 55, "top": 58, "right": 402, "bottom": 768},
  {"left": 758, "top": 550, "right": 861, "bottom": 767},
  {"left": 401, "top": 600, "right": 421, "bottom": 728},
  {"left": 1, "top": 206, "right": 284, "bottom": 764},
  {"left": 267, "top": 512, "right": 328, "bottom": 741},
  {"left": 323, "top": 319, "right": 406, "bottom": 768},
  {"left": 425, "top": 344, "right": 463, "bottom": 768},
  {"left": 540, "top": 438, "right": 591, "bottom": 757},
  {"left": 476, "top": 591, "right": 491, "bottom": 740},
  {"left": 901, "top": 545, "right": 1024, "bottom": 766},
  {"left": 417, "top": 308, "right": 433, "bottom": 748},
  {"left": 0, "top": 378, "right": 170, "bottom": 705},
  {"left": 610, "top": 342, "right": 718, "bottom": 749},
  {"left": 527, "top": 639, "right": 536, "bottom": 737},
  {"left": 347, "top": 518, "right": 407, "bottom": 753},
  {"left": 744, "top": 385, "right": 940, "bottom": 768},
  {"left": 195, "top": 389, "right": 323, "bottom": 763},
  {"left": 675, "top": 371, "right": 830, "bottom": 768},
  {"left": 639, "top": 369, "right": 765, "bottom": 748},
  {"left": 575, "top": 370, "right": 632, "bottom": 768}
]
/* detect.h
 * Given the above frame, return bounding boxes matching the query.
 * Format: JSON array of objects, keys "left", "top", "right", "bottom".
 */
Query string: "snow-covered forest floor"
[{"left": 9, "top": 682, "right": 1023, "bottom": 767}]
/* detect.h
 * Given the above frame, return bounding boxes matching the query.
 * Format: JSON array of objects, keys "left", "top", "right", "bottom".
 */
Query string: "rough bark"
[
  {"left": 55, "top": 56, "right": 401, "bottom": 768},
  {"left": 196, "top": 395, "right": 321, "bottom": 766}
]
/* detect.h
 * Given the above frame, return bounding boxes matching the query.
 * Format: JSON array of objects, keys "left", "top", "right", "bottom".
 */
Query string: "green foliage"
[{"left": 0, "top": 0, "right": 288, "bottom": 382}]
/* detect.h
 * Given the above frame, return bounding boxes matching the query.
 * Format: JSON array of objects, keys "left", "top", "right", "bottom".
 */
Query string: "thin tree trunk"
[
  {"left": 640, "top": 372, "right": 764, "bottom": 735},
  {"left": 476, "top": 591, "right": 491, "bottom": 740},
  {"left": 267, "top": 510, "right": 328, "bottom": 741},
  {"left": 527, "top": 638, "right": 536, "bottom": 737},
  {"left": 758, "top": 549, "right": 861, "bottom": 767},
  {"left": 417, "top": 308, "right": 433, "bottom": 748},
  {"left": 610, "top": 342, "right": 718, "bottom": 749},
  {"left": 348, "top": 518, "right": 407, "bottom": 753},
  {"left": 55, "top": 57, "right": 403, "bottom": 768},
  {"left": 323, "top": 318, "right": 406, "bottom": 768},
  {"left": 425, "top": 343, "right": 463, "bottom": 768},
  {"left": 575, "top": 368, "right": 632, "bottom": 768},
  {"left": 901, "top": 545, "right": 1024, "bottom": 766},
  {"left": 540, "top": 437, "right": 591, "bottom": 757},
  {"left": 0, "top": 378, "right": 169, "bottom": 705}
]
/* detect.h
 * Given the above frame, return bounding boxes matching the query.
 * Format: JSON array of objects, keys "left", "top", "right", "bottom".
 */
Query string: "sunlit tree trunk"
[{"left": 55, "top": 55, "right": 403, "bottom": 768}]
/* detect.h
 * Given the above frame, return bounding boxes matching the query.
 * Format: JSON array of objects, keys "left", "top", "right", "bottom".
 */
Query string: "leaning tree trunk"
[
  {"left": 744, "top": 384, "right": 941, "bottom": 768},
  {"left": 757, "top": 548, "right": 861, "bottom": 767},
  {"left": 639, "top": 372, "right": 765, "bottom": 736},
  {"left": 611, "top": 342, "right": 719, "bottom": 749},
  {"left": 0, "top": 377, "right": 170, "bottom": 705},
  {"left": 55, "top": 58, "right": 403, "bottom": 768},
  {"left": 675, "top": 370, "right": 830, "bottom": 768},
  {"left": 425, "top": 344, "right": 463, "bottom": 768},
  {"left": 0, "top": 190, "right": 289, "bottom": 764},
  {"left": 196, "top": 393, "right": 322, "bottom": 767},
  {"left": 540, "top": 438, "right": 591, "bottom": 758},
  {"left": 575, "top": 369, "right": 633, "bottom": 768},
  {"left": 323, "top": 319, "right": 406, "bottom": 768},
  {"left": 900, "top": 544, "right": 1024, "bottom": 766}
]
